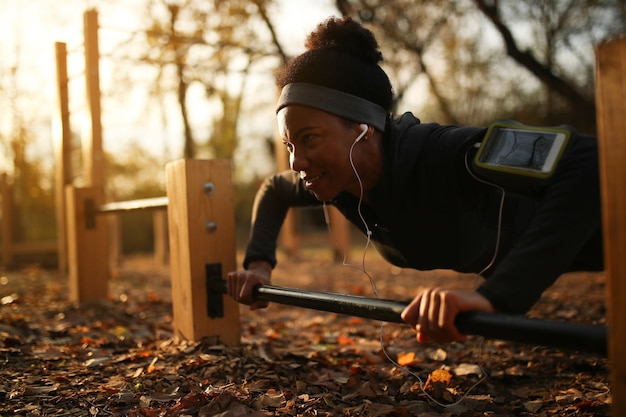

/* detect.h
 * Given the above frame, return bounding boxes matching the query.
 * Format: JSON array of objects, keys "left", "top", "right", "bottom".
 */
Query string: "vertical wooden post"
[
  {"left": 274, "top": 132, "right": 300, "bottom": 255},
  {"left": 1, "top": 174, "right": 13, "bottom": 267},
  {"left": 65, "top": 186, "right": 108, "bottom": 302},
  {"left": 54, "top": 41, "right": 72, "bottom": 273},
  {"left": 166, "top": 159, "right": 240, "bottom": 345},
  {"left": 153, "top": 210, "right": 169, "bottom": 266},
  {"left": 328, "top": 205, "right": 352, "bottom": 262},
  {"left": 83, "top": 9, "right": 104, "bottom": 188},
  {"left": 595, "top": 36, "right": 626, "bottom": 414},
  {"left": 108, "top": 215, "right": 121, "bottom": 271}
]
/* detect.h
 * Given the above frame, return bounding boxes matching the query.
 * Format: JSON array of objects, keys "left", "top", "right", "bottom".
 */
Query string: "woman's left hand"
[{"left": 400, "top": 288, "right": 495, "bottom": 344}]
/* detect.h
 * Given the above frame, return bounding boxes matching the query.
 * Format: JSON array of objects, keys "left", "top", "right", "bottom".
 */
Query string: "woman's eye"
[{"left": 283, "top": 142, "right": 294, "bottom": 153}]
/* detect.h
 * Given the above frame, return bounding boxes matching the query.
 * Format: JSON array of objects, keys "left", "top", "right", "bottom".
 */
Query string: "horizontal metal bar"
[
  {"left": 208, "top": 280, "right": 607, "bottom": 356},
  {"left": 97, "top": 196, "right": 168, "bottom": 214}
]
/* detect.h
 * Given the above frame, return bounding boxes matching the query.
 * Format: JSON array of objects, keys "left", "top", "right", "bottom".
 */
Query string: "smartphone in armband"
[{"left": 472, "top": 121, "right": 572, "bottom": 192}]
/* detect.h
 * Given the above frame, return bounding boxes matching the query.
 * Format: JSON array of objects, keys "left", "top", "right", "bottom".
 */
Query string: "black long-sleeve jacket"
[{"left": 244, "top": 112, "right": 603, "bottom": 314}]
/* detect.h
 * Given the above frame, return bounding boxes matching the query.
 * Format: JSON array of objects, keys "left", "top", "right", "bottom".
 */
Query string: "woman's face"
[{"left": 277, "top": 105, "right": 366, "bottom": 202}]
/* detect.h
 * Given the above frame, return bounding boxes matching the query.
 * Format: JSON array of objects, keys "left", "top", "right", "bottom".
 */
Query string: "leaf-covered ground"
[{"left": 0, "top": 248, "right": 611, "bottom": 416}]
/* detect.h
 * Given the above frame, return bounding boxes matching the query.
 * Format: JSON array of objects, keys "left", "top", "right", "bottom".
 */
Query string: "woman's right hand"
[{"left": 226, "top": 261, "right": 272, "bottom": 310}]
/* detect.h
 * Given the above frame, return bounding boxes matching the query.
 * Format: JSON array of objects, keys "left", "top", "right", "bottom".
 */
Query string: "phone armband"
[{"left": 472, "top": 121, "right": 573, "bottom": 192}]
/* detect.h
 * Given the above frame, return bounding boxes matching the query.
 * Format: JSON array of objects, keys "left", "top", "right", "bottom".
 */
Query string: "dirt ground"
[{"left": 0, "top": 245, "right": 611, "bottom": 416}]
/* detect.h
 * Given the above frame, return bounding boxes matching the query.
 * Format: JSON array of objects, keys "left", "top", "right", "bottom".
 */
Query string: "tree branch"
[{"left": 473, "top": 0, "right": 595, "bottom": 116}]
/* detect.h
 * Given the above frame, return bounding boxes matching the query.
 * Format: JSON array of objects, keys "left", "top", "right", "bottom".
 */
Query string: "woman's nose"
[{"left": 290, "top": 150, "right": 309, "bottom": 172}]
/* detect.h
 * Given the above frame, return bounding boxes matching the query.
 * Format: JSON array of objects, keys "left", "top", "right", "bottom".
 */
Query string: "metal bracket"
[{"left": 205, "top": 263, "right": 224, "bottom": 318}]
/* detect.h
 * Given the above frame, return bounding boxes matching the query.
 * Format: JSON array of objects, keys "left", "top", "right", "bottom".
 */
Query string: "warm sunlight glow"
[{"left": 0, "top": 0, "right": 336, "bottom": 178}]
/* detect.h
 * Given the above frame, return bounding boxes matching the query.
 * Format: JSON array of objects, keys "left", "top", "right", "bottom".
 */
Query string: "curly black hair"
[{"left": 275, "top": 16, "right": 393, "bottom": 112}]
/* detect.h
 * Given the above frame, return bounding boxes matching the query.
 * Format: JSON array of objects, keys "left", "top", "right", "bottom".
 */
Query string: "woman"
[{"left": 226, "top": 16, "right": 603, "bottom": 344}]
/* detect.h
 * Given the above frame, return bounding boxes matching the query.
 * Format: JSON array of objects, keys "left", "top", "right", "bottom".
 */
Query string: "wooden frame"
[
  {"left": 595, "top": 36, "right": 626, "bottom": 415},
  {"left": 166, "top": 159, "right": 240, "bottom": 345}
]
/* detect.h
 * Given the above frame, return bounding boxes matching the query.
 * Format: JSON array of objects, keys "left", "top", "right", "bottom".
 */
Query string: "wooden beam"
[
  {"left": 12, "top": 241, "right": 58, "bottom": 254},
  {"left": 274, "top": 127, "right": 300, "bottom": 256},
  {"left": 153, "top": 210, "right": 169, "bottom": 266},
  {"left": 328, "top": 205, "right": 352, "bottom": 262},
  {"left": 54, "top": 41, "right": 72, "bottom": 273},
  {"left": 166, "top": 159, "right": 240, "bottom": 345},
  {"left": 1, "top": 173, "right": 13, "bottom": 267},
  {"left": 83, "top": 9, "right": 105, "bottom": 187},
  {"left": 595, "top": 36, "right": 626, "bottom": 414},
  {"left": 65, "top": 185, "right": 108, "bottom": 302}
]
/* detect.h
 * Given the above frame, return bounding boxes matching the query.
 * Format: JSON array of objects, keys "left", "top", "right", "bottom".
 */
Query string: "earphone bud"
[{"left": 354, "top": 124, "right": 369, "bottom": 143}]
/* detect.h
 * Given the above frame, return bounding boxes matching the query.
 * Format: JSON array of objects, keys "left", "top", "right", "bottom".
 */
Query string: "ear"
[{"left": 355, "top": 124, "right": 369, "bottom": 143}]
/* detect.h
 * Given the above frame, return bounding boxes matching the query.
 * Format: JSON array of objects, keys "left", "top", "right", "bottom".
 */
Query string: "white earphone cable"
[{"left": 324, "top": 134, "right": 506, "bottom": 407}]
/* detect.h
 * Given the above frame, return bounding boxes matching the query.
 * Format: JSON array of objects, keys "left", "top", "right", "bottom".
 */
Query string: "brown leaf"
[
  {"left": 147, "top": 356, "right": 158, "bottom": 373},
  {"left": 397, "top": 351, "right": 420, "bottom": 367},
  {"left": 423, "top": 369, "right": 452, "bottom": 401},
  {"left": 337, "top": 335, "right": 355, "bottom": 345},
  {"left": 252, "top": 390, "right": 286, "bottom": 408}
]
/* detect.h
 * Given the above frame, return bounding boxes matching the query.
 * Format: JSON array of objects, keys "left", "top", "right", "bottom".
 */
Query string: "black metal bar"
[
  {"left": 206, "top": 279, "right": 607, "bottom": 356},
  {"left": 96, "top": 196, "right": 168, "bottom": 214}
]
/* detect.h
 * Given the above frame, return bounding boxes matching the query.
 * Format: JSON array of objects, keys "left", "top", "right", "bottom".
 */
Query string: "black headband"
[{"left": 276, "top": 82, "right": 388, "bottom": 132}]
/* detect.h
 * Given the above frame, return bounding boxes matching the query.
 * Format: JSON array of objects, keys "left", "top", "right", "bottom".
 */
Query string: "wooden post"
[
  {"left": 595, "top": 36, "right": 626, "bottom": 414},
  {"left": 1, "top": 173, "right": 13, "bottom": 267},
  {"left": 54, "top": 41, "right": 72, "bottom": 273},
  {"left": 274, "top": 131, "right": 300, "bottom": 255},
  {"left": 153, "top": 210, "right": 169, "bottom": 266},
  {"left": 108, "top": 215, "right": 121, "bottom": 271},
  {"left": 166, "top": 159, "right": 240, "bottom": 345},
  {"left": 328, "top": 205, "right": 352, "bottom": 262},
  {"left": 65, "top": 185, "right": 108, "bottom": 302},
  {"left": 83, "top": 9, "right": 104, "bottom": 188}
]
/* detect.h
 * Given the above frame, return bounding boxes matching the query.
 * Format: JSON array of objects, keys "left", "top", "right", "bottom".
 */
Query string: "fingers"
[
  {"left": 226, "top": 270, "right": 256, "bottom": 304},
  {"left": 402, "top": 288, "right": 477, "bottom": 344},
  {"left": 226, "top": 269, "right": 270, "bottom": 310}
]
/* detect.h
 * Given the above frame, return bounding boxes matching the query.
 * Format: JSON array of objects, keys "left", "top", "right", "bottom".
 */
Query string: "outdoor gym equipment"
[{"left": 205, "top": 263, "right": 608, "bottom": 357}]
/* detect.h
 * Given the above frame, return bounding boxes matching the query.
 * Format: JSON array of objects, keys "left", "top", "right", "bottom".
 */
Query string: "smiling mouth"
[{"left": 302, "top": 173, "right": 323, "bottom": 189}]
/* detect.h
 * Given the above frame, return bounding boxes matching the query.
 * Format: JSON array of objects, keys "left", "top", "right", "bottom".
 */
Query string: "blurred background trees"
[
  {"left": 337, "top": 0, "right": 624, "bottom": 131},
  {"left": 0, "top": 0, "right": 624, "bottom": 264}
]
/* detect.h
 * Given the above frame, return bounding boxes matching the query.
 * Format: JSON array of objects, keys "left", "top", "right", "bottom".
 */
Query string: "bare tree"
[
  {"left": 336, "top": 0, "right": 464, "bottom": 122},
  {"left": 336, "top": 0, "right": 624, "bottom": 131},
  {"left": 472, "top": 0, "right": 611, "bottom": 129},
  {"left": 127, "top": 0, "right": 278, "bottom": 159}
]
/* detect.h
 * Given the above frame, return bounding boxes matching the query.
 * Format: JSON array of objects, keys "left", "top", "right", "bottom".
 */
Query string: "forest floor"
[{"left": 0, "top": 245, "right": 611, "bottom": 416}]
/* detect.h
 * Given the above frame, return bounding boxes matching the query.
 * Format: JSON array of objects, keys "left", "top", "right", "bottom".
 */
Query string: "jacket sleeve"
[
  {"left": 243, "top": 170, "right": 321, "bottom": 269},
  {"left": 475, "top": 132, "right": 603, "bottom": 314}
]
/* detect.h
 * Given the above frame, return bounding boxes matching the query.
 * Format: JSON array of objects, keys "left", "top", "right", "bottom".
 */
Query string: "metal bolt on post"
[
  {"left": 205, "top": 221, "right": 217, "bottom": 234},
  {"left": 203, "top": 182, "right": 215, "bottom": 196}
]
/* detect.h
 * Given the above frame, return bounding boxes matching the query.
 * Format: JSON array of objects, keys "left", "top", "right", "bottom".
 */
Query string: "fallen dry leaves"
[{"left": 0, "top": 252, "right": 612, "bottom": 416}]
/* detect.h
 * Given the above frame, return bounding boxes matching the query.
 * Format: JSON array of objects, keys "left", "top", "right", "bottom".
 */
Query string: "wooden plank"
[
  {"left": 595, "top": 36, "right": 626, "bottom": 414},
  {"left": 1, "top": 173, "right": 13, "bottom": 267},
  {"left": 65, "top": 186, "right": 108, "bottom": 302},
  {"left": 83, "top": 9, "right": 105, "bottom": 187},
  {"left": 97, "top": 196, "right": 168, "bottom": 214},
  {"left": 328, "top": 205, "right": 352, "bottom": 262},
  {"left": 166, "top": 159, "right": 240, "bottom": 345},
  {"left": 153, "top": 210, "right": 169, "bottom": 266},
  {"left": 274, "top": 130, "right": 300, "bottom": 255},
  {"left": 108, "top": 216, "right": 121, "bottom": 272},
  {"left": 12, "top": 241, "right": 58, "bottom": 254},
  {"left": 54, "top": 41, "right": 72, "bottom": 273}
]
